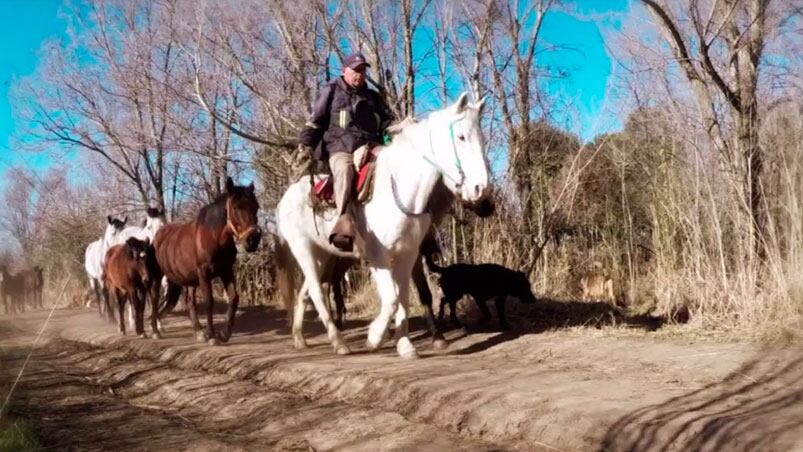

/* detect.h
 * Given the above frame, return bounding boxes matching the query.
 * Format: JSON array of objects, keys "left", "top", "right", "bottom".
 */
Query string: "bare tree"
[
  {"left": 16, "top": 1, "right": 197, "bottom": 211},
  {"left": 636, "top": 0, "right": 799, "bottom": 259},
  {"left": 0, "top": 167, "right": 37, "bottom": 257}
]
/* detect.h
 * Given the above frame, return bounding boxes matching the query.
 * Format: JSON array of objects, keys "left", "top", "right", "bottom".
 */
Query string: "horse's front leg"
[
  {"left": 103, "top": 285, "right": 115, "bottom": 323},
  {"left": 368, "top": 254, "right": 419, "bottom": 358},
  {"left": 131, "top": 288, "right": 145, "bottom": 338},
  {"left": 115, "top": 290, "right": 127, "bottom": 335},
  {"left": 392, "top": 271, "right": 418, "bottom": 359},
  {"left": 127, "top": 300, "right": 136, "bottom": 333},
  {"left": 148, "top": 281, "right": 162, "bottom": 339},
  {"left": 197, "top": 268, "right": 217, "bottom": 345},
  {"left": 366, "top": 268, "right": 396, "bottom": 351},
  {"left": 218, "top": 270, "right": 240, "bottom": 343}
]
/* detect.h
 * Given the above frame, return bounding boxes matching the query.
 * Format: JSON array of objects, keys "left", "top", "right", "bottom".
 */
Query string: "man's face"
[{"left": 343, "top": 64, "right": 367, "bottom": 88}]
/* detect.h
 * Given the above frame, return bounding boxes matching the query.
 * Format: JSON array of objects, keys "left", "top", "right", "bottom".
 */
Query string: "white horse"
[
  {"left": 277, "top": 92, "right": 491, "bottom": 358},
  {"left": 84, "top": 216, "right": 129, "bottom": 316},
  {"left": 120, "top": 207, "right": 166, "bottom": 243}
]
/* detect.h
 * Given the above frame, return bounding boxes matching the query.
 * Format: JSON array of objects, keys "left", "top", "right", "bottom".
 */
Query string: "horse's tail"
[
  {"left": 424, "top": 252, "right": 445, "bottom": 274},
  {"left": 275, "top": 237, "right": 298, "bottom": 326}
]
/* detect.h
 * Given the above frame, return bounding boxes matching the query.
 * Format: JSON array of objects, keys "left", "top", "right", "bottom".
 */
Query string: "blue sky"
[
  {"left": 0, "top": 0, "right": 69, "bottom": 174},
  {"left": 0, "top": 0, "right": 630, "bottom": 182}
]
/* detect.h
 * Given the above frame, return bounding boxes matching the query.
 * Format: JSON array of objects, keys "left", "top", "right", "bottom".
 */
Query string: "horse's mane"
[
  {"left": 197, "top": 193, "right": 229, "bottom": 229},
  {"left": 386, "top": 116, "right": 419, "bottom": 136},
  {"left": 383, "top": 115, "right": 429, "bottom": 150}
]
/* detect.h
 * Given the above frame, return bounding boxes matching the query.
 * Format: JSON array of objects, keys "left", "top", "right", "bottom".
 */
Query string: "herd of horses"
[
  {"left": 83, "top": 178, "right": 261, "bottom": 343},
  {"left": 0, "top": 265, "right": 44, "bottom": 315},
  {"left": 7, "top": 94, "right": 505, "bottom": 360}
]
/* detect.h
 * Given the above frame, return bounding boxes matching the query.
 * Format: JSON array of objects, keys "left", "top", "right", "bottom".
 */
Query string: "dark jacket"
[{"left": 299, "top": 77, "right": 395, "bottom": 159}]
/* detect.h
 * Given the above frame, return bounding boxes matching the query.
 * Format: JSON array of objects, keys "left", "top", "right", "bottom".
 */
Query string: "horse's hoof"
[
  {"left": 293, "top": 337, "right": 308, "bottom": 349},
  {"left": 151, "top": 332, "right": 162, "bottom": 340},
  {"left": 195, "top": 331, "right": 208, "bottom": 343},
  {"left": 216, "top": 332, "right": 230, "bottom": 343},
  {"left": 366, "top": 328, "right": 387, "bottom": 351},
  {"left": 365, "top": 338, "right": 380, "bottom": 351},
  {"left": 432, "top": 338, "right": 449, "bottom": 350},
  {"left": 397, "top": 337, "right": 418, "bottom": 359},
  {"left": 335, "top": 344, "right": 351, "bottom": 355},
  {"left": 207, "top": 338, "right": 220, "bottom": 346}
]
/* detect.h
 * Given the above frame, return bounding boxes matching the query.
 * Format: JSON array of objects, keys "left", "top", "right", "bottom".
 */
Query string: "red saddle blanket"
[{"left": 313, "top": 150, "right": 377, "bottom": 204}]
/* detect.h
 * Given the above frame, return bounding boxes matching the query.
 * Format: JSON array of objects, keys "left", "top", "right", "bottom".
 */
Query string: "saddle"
[{"left": 312, "top": 147, "right": 378, "bottom": 206}]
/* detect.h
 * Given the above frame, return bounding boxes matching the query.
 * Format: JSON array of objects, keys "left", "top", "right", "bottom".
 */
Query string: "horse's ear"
[
  {"left": 125, "top": 237, "right": 138, "bottom": 248},
  {"left": 474, "top": 95, "right": 488, "bottom": 113},
  {"left": 226, "top": 177, "right": 235, "bottom": 193},
  {"left": 143, "top": 237, "right": 151, "bottom": 248},
  {"left": 247, "top": 182, "right": 255, "bottom": 194},
  {"left": 122, "top": 216, "right": 128, "bottom": 225},
  {"left": 107, "top": 215, "right": 113, "bottom": 225},
  {"left": 453, "top": 92, "right": 469, "bottom": 114}
]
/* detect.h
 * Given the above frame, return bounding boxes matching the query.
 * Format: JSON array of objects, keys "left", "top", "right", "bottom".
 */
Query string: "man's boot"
[
  {"left": 329, "top": 212, "right": 355, "bottom": 252},
  {"left": 329, "top": 152, "right": 357, "bottom": 252}
]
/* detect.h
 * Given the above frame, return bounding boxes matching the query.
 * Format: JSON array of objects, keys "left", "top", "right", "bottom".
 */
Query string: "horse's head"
[
  {"left": 125, "top": 237, "right": 153, "bottom": 285},
  {"left": 224, "top": 177, "right": 262, "bottom": 252},
  {"left": 103, "top": 215, "right": 128, "bottom": 247},
  {"left": 144, "top": 207, "right": 166, "bottom": 234},
  {"left": 428, "top": 92, "right": 492, "bottom": 216}
]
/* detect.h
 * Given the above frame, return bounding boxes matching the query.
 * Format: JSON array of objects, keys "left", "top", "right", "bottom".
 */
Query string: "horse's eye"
[{"left": 458, "top": 134, "right": 466, "bottom": 141}]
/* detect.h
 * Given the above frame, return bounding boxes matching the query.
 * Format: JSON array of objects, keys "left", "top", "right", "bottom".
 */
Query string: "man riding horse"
[{"left": 296, "top": 52, "right": 395, "bottom": 252}]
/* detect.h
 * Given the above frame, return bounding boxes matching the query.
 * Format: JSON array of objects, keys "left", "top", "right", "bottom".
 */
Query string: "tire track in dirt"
[
  {"left": 1, "top": 314, "right": 502, "bottom": 451},
  {"left": 1, "top": 345, "right": 262, "bottom": 451}
]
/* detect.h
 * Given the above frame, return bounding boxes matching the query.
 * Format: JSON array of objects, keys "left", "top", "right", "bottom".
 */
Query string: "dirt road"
[{"left": 0, "top": 305, "right": 800, "bottom": 451}]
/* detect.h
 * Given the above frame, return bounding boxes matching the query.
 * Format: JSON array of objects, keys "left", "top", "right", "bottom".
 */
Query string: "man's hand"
[
  {"left": 296, "top": 143, "right": 313, "bottom": 158},
  {"left": 353, "top": 144, "right": 369, "bottom": 169},
  {"left": 290, "top": 144, "right": 313, "bottom": 181}
]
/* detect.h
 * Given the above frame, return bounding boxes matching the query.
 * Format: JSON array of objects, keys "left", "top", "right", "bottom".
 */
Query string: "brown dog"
[{"left": 580, "top": 274, "right": 615, "bottom": 304}]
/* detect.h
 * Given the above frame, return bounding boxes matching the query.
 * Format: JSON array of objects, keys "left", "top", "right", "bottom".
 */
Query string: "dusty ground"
[{"left": 0, "top": 303, "right": 800, "bottom": 451}]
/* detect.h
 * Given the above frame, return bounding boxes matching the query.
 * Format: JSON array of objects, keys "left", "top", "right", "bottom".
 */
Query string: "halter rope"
[
  {"left": 391, "top": 117, "right": 466, "bottom": 217},
  {"left": 226, "top": 199, "right": 258, "bottom": 242}
]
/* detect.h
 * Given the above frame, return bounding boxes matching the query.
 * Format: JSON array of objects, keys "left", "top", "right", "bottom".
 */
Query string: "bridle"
[
  {"left": 390, "top": 117, "right": 467, "bottom": 217},
  {"left": 226, "top": 198, "right": 259, "bottom": 242}
]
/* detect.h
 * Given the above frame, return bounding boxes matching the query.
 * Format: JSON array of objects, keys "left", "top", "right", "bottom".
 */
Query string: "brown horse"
[
  {"left": 153, "top": 177, "right": 262, "bottom": 345},
  {"left": 0, "top": 265, "right": 26, "bottom": 315},
  {"left": 20, "top": 266, "right": 44, "bottom": 310},
  {"left": 103, "top": 237, "right": 158, "bottom": 337}
]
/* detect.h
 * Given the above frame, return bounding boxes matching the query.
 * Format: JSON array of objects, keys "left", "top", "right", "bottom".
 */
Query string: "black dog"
[{"left": 425, "top": 255, "right": 537, "bottom": 330}]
